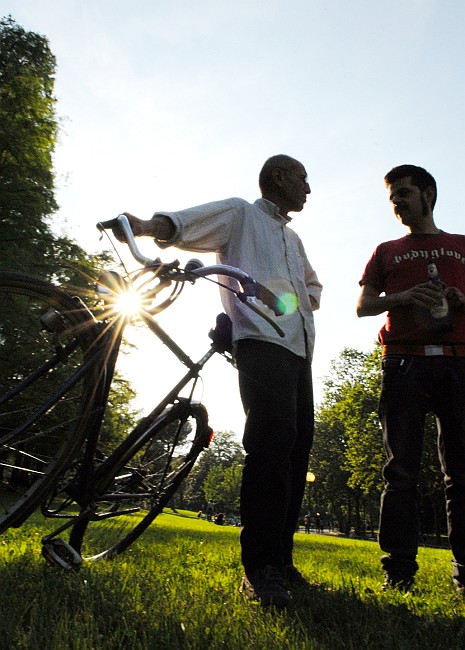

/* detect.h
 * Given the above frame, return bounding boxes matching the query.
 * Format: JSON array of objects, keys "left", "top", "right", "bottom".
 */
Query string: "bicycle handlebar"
[
  {"left": 97, "top": 214, "right": 285, "bottom": 336},
  {"left": 98, "top": 216, "right": 155, "bottom": 266}
]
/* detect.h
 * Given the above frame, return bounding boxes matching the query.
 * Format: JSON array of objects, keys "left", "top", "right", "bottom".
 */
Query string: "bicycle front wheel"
[
  {"left": 0, "top": 272, "right": 101, "bottom": 532},
  {"left": 68, "top": 402, "right": 213, "bottom": 561}
]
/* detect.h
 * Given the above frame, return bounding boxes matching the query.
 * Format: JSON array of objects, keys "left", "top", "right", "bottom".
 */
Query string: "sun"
[
  {"left": 111, "top": 287, "right": 143, "bottom": 317},
  {"left": 96, "top": 271, "right": 143, "bottom": 319}
]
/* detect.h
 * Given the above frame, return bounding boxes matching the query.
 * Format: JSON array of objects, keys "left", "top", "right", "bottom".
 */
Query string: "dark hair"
[
  {"left": 259, "top": 154, "right": 300, "bottom": 194},
  {"left": 384, "top": 164, "right": 437, "bottom": 209}
]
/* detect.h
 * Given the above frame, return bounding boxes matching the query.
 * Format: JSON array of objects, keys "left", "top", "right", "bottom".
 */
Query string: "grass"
[{"left": 1, "top": 510, "right": 465, "bottom": 649}]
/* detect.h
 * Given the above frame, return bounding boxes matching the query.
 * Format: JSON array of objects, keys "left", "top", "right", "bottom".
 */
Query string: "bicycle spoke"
[
  {"left": 69, "top": 407, "right": 211, "bottom": 560},
  {"left": 0, "top": 273, "right": 99, "bottom": 531}
]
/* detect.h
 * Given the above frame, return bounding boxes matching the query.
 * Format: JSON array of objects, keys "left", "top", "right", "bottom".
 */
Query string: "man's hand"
[
  {"left": 121, "top": 212, "right": 147, "bottom": 236},
  {"left": 110, "top": 212, "right": 146, "bottom": 242},
  {"left": 401, "top": 282, "right": 444, "bottom": 308},
  {"left": 114, "top": 212, "right": 175, "bottom": 242},
  {"left": 446, "top": 286, "right": 465, "bottom": 311},
  {"left": 357, "top": 281, "right": 445, "bottom": 317}
]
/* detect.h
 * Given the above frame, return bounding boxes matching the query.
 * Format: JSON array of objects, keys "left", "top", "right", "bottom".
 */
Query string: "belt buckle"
[{"left": 424, "top": 345, "right": 444, "bottom": 356}]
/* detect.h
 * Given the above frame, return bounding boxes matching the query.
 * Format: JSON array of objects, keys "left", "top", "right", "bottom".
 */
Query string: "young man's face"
[{"left": 388, "top": 176, "right": 431, "bottom": 230}]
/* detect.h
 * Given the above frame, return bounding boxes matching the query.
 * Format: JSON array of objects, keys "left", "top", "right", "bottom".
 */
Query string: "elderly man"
[{"left": 118, "top": 154, "right": 322, "bottom": 608}]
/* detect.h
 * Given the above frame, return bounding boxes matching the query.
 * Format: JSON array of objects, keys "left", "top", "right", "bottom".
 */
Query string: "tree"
[
  {"left": 0, "top": 15, "right": 107, "bottom": 290},
  {"left": 313, "top": 347, "right": 383, "bottom": 535},
  {"left": 0, "top": 16, "right": 138, "bottom": 451},
  {"left": 182, "top": 430, "right": 244, "bottom": 510},
  {"left": 202, "top": 463, "right": 242, "bottom": 513},
  {"left": 314, "top": 344, "right": 448, "bottom": 542},
  {"left": 340, "top": 347, "right": 383, "bottom": 497},
  {"left": 0, "top": 15, "right": 58, "bottom": 273},
  {"left": 309, "top": 412, "right": 353, "bottom": 534},
  {"left": 418, "top": 413, "right": 447, "bottom": 544}
]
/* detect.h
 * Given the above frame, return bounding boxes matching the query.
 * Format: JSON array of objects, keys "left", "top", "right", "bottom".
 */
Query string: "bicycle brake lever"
[
  {"left": 237, "top": 294, "right": 285, "bottom": 337},
  {"left": 241, "top": 279, "right": 285, "bottom": 316}
]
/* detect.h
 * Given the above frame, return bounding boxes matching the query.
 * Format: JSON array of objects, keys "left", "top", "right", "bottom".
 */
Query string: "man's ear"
[
  {"left": 424, "top": 185, "right": 436, "bottom": 208},
  {"left": 271, "top": 168, "right": 285, "bottom": 188}
]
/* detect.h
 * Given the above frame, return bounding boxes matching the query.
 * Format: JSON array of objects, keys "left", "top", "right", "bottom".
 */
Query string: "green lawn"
[{"left": 0, "top": 510, "right": 464, "bottom": 649}]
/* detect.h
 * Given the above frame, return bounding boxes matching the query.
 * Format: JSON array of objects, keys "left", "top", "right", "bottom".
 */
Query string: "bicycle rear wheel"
[
  {"left": 0, "top": 272, "right": 101, "bottom": 532},
  {"left": 67, "top": 402, "right": 213, "bottom": 561}
]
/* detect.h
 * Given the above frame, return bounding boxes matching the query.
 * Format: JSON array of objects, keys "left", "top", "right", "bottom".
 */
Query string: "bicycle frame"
[
  {"left": 61, "top": 308, "right": 222, "bottom": 506},
  {"left": 91, "top": 355, "right": 216, "bottom": 492}
]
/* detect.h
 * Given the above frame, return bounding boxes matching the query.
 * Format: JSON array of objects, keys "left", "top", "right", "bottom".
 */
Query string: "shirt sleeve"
[
  {"left": 152, "top": 198, "right": 245, "bottom": 253},
  {"left": 298, "top": 239, "right": 322, "bottom": 309},
  {"left": 359, "top": 246, "right": 384, "bottom": 292}
]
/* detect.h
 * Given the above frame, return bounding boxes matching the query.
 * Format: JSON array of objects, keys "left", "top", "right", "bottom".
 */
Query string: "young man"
[
  {"left": 357, "top": 164, "right": 465, "bottom": 593},
  {"left": 116, "top": 155, "right": 322, "bottom": 608}
]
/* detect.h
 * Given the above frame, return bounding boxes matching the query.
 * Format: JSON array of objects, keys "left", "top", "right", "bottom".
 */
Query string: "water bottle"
[{"left": 427, "top": 258, "right": 453, "bottom": 333}]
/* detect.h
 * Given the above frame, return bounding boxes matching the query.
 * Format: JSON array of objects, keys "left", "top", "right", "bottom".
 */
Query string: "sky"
[{"left": 3, "top": 0, "right": 465, "bottom": 436}]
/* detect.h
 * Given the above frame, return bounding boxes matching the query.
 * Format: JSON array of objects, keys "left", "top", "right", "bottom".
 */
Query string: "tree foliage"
[
  {"left": 311, "top": 347, "right": 383, "bottom": 532},
  {"left": 0, "top": 16, "right": 138, "bottom": 448},
  {"left": 0, "top": 15, "right": 107, "bottom": 290},
  {"left": 0, "top": 15, "right": 58, "bottom": 273},
  {"left": 202, "top": 464, "right": 242, "bottom": 512},
  {"left": 182, "top": 430, "right": 244, "bottom": 512},
  {"left": 312, "top": 344, "right": 448, "bottom": 539}
]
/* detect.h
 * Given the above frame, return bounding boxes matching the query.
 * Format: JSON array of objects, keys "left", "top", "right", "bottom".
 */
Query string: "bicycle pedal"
[{"left": 42, "top": 538, "right": 83, "bottom": 571}]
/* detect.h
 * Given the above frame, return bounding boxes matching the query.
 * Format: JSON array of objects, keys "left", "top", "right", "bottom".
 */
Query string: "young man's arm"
[{"left": 356, "top": 282, "right": 444, "bottom": 317}]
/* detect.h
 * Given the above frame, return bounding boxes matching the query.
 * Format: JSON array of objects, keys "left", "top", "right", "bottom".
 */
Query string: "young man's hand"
[{"left": 446, "top": 286, "right": 465, "bottom": 310}]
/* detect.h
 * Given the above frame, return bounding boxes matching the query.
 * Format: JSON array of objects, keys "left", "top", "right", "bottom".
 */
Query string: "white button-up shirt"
[{"left": 154, "top": 197, "right": 322, "bottom": 360}]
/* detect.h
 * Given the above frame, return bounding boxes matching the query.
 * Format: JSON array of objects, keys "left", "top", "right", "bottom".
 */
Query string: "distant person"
[
  {"left": 206, "top": 502, "right": 214, "bottom": 522},
  {"left": 357, "top": 164, "right": 465, "bottom": 594},
  {"left": 114, "top": 154, "right": 322, "bottom": 608},
  {"left": 304, "top": 514, "right": 311, "bottom": 534}
]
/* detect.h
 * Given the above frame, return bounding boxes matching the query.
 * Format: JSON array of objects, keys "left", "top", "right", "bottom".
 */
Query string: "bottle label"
[{"left": 430, "top": 299, "right": 449, "bottom": 320}]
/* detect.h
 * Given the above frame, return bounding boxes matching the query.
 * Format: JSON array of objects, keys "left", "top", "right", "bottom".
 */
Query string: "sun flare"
[{"left": 112, "top": 288, "right": 143, "bottom": 316}]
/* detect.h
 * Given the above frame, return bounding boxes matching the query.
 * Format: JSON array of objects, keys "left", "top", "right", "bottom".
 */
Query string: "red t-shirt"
[{"left": 360, "top": 232, "right": 465, "bottom": 345}]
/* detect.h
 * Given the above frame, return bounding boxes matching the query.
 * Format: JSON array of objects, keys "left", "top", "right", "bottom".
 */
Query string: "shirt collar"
[{"left": 254, "top": 198, "right": 292, "bottom": 223}]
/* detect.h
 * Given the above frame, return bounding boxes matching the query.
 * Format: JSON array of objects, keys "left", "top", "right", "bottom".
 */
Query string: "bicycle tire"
[
  {"left": 67, "top": 401, "right": 213, "bottom": 561},
  {"left": 0, "top": 272, "right": 101, "bottom": 532}
]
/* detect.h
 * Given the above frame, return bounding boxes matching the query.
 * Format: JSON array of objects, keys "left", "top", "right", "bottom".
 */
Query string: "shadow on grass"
[{"left": 285, "top": 581, "right": 465, "bottom": 650}]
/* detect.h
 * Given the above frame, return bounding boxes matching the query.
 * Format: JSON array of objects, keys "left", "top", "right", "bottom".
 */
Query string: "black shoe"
[
  {"left": 284, "top": 564, "right": 313, "bottom": 589},
  {"left": 240, "top": 565, "right": 291, "bottom": 609},
  {"left": 381, "top": 555, "right": 417, "bottom": 593},
  {"left": 382, "top": 575, "right": 415, "bottom": 593}
]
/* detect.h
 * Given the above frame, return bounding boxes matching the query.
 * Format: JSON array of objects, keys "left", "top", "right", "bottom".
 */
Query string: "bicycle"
[{"left": 0, "top": 214, "right": 285, "bottom": 569}]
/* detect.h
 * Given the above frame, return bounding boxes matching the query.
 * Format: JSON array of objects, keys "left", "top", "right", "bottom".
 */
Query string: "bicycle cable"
[{"left": 98, "top": 227, "right": 132, "bottom": 281}]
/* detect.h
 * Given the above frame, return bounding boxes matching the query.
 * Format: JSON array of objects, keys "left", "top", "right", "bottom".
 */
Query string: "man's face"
[
  {"left": 280, "top": 163, "right": 311, "bottom": 213},
  {"left": 388, "top": 176, "right": 430, "bottom": 229}
]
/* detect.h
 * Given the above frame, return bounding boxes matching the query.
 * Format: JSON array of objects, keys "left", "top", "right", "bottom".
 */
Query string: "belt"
[{"left": 382, "top": 344, "right": 465, "bottom": 357}]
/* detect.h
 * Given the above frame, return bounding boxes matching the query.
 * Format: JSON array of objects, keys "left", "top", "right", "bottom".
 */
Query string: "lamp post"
[
  {"left": 305, "top": 471, "right": 316, "bottom": 521},
  {"left": 305, "top": 471, "right": 316, "bottom": 533}
]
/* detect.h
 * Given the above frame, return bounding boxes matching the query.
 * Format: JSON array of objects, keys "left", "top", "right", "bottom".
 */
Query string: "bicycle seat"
[{"left": 209, "top": 313, "right": 233, "bottom": 353}]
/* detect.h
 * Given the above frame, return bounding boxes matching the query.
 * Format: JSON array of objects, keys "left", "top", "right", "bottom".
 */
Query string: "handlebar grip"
[
  {"left": 97, "top": 218, "right": 121, "bottom": 231},
  {"left": 97, "top": 214, "right": 155, "bottom": 266}
]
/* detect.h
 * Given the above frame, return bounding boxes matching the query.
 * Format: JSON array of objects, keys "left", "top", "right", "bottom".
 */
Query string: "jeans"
[
  {"left": 236, "top": 340, "right": 314, "bottom": 575},
  {"left": 379, "top": 355, "right": 465, "bottom": 582}
]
